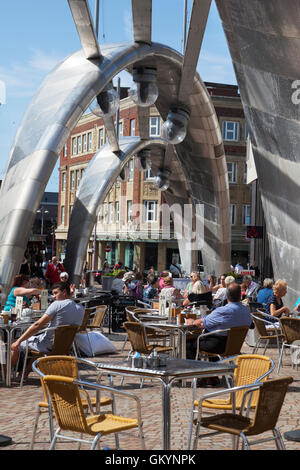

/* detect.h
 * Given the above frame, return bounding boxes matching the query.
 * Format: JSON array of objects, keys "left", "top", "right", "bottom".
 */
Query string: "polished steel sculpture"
[
  {"left": 215, "top": 0, "right": 300, "bottom": 306},
  {"left": 0, "top": 0, "right": 231, "bottom": 302}
]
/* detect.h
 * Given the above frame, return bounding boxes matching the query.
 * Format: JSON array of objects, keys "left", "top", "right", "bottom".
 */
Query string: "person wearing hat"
[
  {"left": 122, "top": 271, "right": 136, "bottom": 296},
  {"left": 60, "top": 272, "right": 69, "bottom": 282}
]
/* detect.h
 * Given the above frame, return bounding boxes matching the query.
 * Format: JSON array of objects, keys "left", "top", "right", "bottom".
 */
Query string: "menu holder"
[
  {"left": 40, "top": 290, "right": 48, "bottom": 310},
  {"left": 159, "top": 292, "right": 167, "bottom": 316},
  {"left": 15, "top": 296, "right": 23, "bottom": 321}
]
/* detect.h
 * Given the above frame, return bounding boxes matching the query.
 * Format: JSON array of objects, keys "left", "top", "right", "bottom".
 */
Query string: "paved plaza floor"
[{"left": 1, "top": 329, "right": 300, "bottom": 452}]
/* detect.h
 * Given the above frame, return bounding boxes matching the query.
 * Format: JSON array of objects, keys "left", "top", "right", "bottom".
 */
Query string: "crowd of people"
[{"left": 2, "top": 252, "right": 299, "bottom": 385}]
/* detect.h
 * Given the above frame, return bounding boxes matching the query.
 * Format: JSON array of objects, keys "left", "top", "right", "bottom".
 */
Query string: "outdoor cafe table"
[
  {"left": 95, "top": 357, "right": 236, "bottom": 450},
  {"left": 141, "top": 320, "right": 202, "bottom": 360},
  {"left": 0, "top": 311, "right": 45, "bottom": 387}
]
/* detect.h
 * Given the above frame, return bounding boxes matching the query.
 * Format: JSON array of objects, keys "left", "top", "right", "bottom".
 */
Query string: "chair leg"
[
  {"left": 138, "top": 424, "right": 146, "bottom": 450},
  {"left": 277, "top": 343, "right": 285, "bottom": 374},
  {"left": 29, "top": 404, "right": 41, "bottom": 449},
  {"left": 91, "top": 433, "right": 101, "bottom": 450},
  {"left": 49, "top": 428, "right": 60, "bottom": 450},
  {"left": 273, "top": 427, "right": 286, "bottom": 450},
  {"left": 240, "top": 432, "right": 250, "bottom": 450},
  {"left": 19, "top": 347, "right": 29, "bottom": 388},
  {"left": 121, "top": 334, "right": 128, "bottom": 352}
]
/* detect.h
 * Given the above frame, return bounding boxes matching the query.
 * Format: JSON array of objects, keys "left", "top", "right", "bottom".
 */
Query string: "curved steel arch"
[
  {"left": 0, "top": 39, "right": 230, "bottom": 301},
  {"left": 215, "top": 0, "right": 300, "bottom": 306}
]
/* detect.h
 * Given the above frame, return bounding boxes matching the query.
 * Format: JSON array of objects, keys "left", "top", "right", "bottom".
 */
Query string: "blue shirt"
[
  {"left": 257, "top": 288, "right": 273, "bottom": 306},
  {"left": 202, "top": 302, "right": 252, "bottom": 336},
  {"left": 143, "top": 285, "right": 157, "bottom": 299},
  {"left": 265, "top": 293, "right": 283, "bottom": 323}
]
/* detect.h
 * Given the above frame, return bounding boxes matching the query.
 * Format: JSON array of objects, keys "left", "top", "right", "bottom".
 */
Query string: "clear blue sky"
[{"left": 0, "top": 0, "right": 236, "bottom": 192}]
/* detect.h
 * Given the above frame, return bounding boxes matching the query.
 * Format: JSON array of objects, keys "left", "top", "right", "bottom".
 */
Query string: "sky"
[{"left": 0, "top": 0, "right": 236, "bottom": 192}]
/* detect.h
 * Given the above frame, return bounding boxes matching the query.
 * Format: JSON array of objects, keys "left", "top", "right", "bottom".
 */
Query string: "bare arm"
[
  {"left": 11, "top": 314, "right": 52, "bottom": 351},
  {"left": 270, "top": 303, "right": 290, "bottom": 317},
  {"left": 13, "top": 287, "right": 41, "bottom": 297}
]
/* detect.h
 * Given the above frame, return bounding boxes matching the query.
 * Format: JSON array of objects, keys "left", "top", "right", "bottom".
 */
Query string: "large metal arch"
[
  {"left": 215, "top": 0, "right": 300, "bottom": 306},
  {"left": 0, "top": 39, "right": 230, "bottom": 302},
  {"left": 65, "top": 56, "right": 230, "bottom": 285}
]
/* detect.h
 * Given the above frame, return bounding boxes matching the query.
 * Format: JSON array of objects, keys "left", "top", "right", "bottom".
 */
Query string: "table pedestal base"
[{"left": 284, "top": 430, "right": 300, "bottom": 442}]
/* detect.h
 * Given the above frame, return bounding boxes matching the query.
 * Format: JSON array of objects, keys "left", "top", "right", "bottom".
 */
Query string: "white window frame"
[
  {"left": 130, "top": 118, "right": 136, "bottom": 136},
  {"left": 108, "top": 202, "right": 114, "bottom": 223},
  {"left": 77, "top": 135, "right": 82, "bottom": 154},
  {"left": 61, "top": 206, "right": 65, "bottom": 225},
  {"left": 222, "top": 121, "right": 239, "bottom": 141},
  {"left": 61, "top": 172, "right": 66, "bottom": 192},
  {"left": 99, "top": 128, "right": 105, "bottom": 148},
  {"left": 149, "top": 116, "right": 161, "bottom": 137},
  {"left": 71, "top": 137, "right": 77, "bottom": 156},
  {"left": 64, "top": 143, "right": 68, "bottom": 158},
  {"left": 103, "top": 203, "right": 108, "bottom": 223},
  {"left": 143, "top": 200, "right": 158, "bottom": 222},
  {"left": 70, "top": 170, "right": 75, "bottom": 190},
  {"left": 115, "top": 201, "right": 120, "bottom": 223},
  {"left": 243, "top": 204, "right": 251, "bottom": 226},
  {"left": 76, "top": 169, "right": 81, "bottom": 189},
  {"left": 128, "top": 159, "right": 134, "bottom": 181},
  {"left": 227, "top": 162, "right": 237, "bottom": 183},
  {"left": 144, "top": 168, "right": 155, "bottom": 180},
  {"left": 230, "top": 204, "right": 236, "bottom": 225},
  {"left": 88, "top": 132, "right": 93, "bottom": 152},
  {"left": 118, "top": 121, "right": 123, "bottom": 137},
  {"left": 127, "top": 200, "right": 133, "bottom": 222},
  {"left": 82, "top": 134, "right": 87, "bottom": 153}
]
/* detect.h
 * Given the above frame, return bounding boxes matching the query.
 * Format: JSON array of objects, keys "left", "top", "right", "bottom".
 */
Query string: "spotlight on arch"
[
  {"left": 155, "top": 167, "right": 171, "bottom": 191},
  {"left": 90, "top": 87, "right": 120, "bottom": 118},
  {"left": 135, "top": 149, "right": 152, "bottom": 171},
  {"left": 129, "top": 67, "right": 159, "bottom": 107},
  {"left": 162, "top": 106, "right": 190, "bottom": 145}
]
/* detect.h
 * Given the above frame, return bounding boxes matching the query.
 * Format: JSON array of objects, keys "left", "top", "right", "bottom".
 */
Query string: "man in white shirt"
[{"left": 11, "top": 282, "right": 84, "bottom": 376}]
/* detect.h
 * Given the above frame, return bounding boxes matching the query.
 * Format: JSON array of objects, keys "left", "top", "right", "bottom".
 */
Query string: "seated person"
[
  {"left": 257, "top": 278, "right": 274, "bottom": 307},
  {"left": 207, "top": 275, "right": 218, "bottom": 292},
  {"left": 169, "top": 258, "right": 182, "bottom": 278},
  {"left": 211, "top": 275, "right": 235, "bottom": 310},
  {"left": 127, "top": 272, "right": 144, "bottom": 299},
  {"left": 143, "top": 274, "right": 159, "bottom": 300},
  {"left": 11, "top": 282, "right": 84, "bottom": 376},
  {"left": 185, "top": 283, "right": 252, "bottom": 364},
  {"left": 4, "top": 274, "right": 41, "bottom": 311},
  {"left": 111, "top": 270, "right": 126, "bottom": 295},
  {"left": 160, "top": 275, "right": 183, "bottom": 304},
  {"left": 184, "top": 272, "right": 202, "bottom": 299},
  {"left": 183, "top": 279, "right": 207, "bottom": 307},
  {"left": 265, "top": 279, "right": 290, "bottom": 323},
  {"left": 158, "top": 271, "right": 171, "bottom": 291},
  {"left": 242, "top": 275, "right": 259, "bottom": 301}
]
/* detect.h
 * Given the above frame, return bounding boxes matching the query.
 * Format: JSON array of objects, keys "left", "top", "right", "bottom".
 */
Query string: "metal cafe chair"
[
  {"left": 195, "top": 326, "right": 250, "bottom": 362},
  {"left": 192, "top": 376, "right": 293, "bottom": 450},
  {"left": 33, "top": 358, "right": 146, "bottom": 450},
  {"left": 187, "top": 354, "right": 275, "bottom": 449},
  {"left": 20, "top": 324, "right": 79, "bottom": 387},
  {"left": 30, "top": 355, "right": 113, "bottom": 449},
  {"left": 251, "top": 312, "right": 284, "bottom": 362},
  {"left": 277, "top": 317, "right": 300, "bottom": 373}
]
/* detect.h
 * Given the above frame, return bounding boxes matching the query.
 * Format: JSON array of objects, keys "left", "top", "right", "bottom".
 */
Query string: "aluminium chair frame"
[
  {"left": 251, "top": 313, "right": 284, "bottom": 362},
  {"left": 192, "top": 377, "right": 291, "bottom": 450},
  {"left": 277, "top": 316, "right": 300, "bottom": 374},
  {"left": 35, "top": 370, "right": 145, "bottom": 450},
  {"left": 186, "top": 354, "right": 275, "bottom": 449},
  {"left": 31, "top": 356, "right": 118, "bottom": 449}
]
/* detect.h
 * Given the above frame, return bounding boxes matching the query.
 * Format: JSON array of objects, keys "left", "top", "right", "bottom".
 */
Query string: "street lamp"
[{"left": 36, "top": 207, "right": 49, "bottom": 235}]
